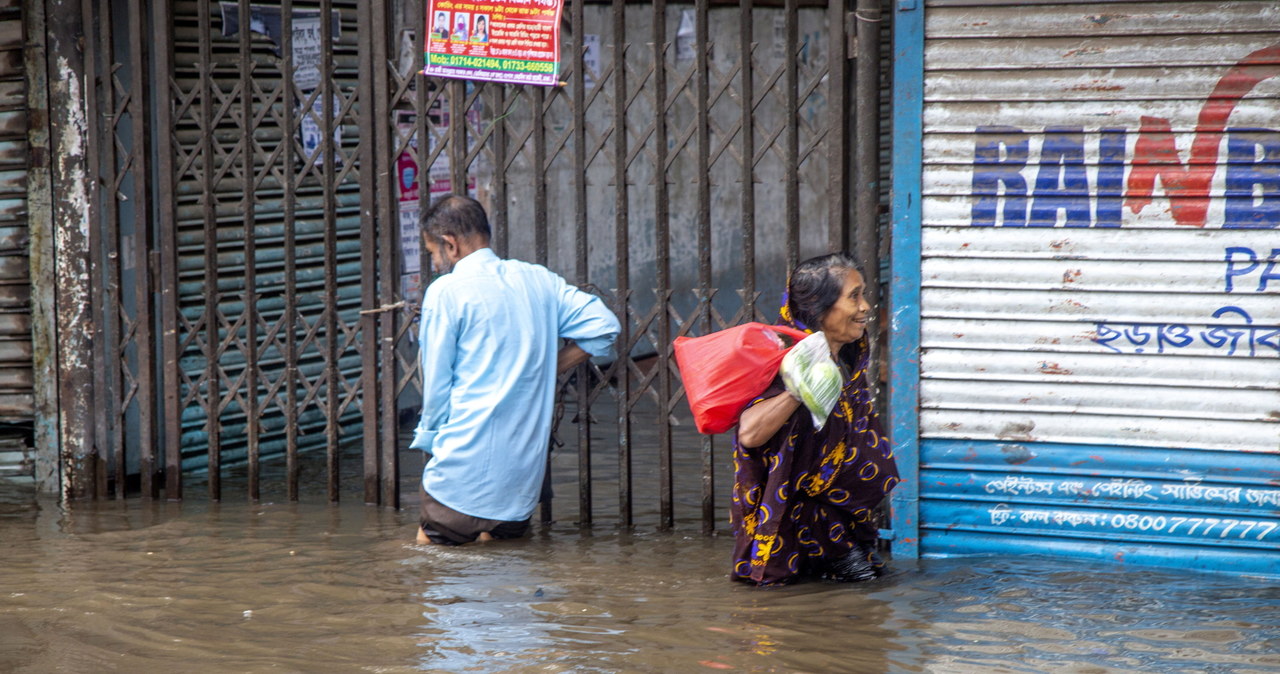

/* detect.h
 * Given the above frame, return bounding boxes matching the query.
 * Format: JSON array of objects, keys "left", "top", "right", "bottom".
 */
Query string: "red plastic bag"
[{"left": 673, "top": 323, "right": 810, "bottom": 434}]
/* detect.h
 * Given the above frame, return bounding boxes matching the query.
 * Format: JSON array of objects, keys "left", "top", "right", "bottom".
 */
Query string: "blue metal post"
[{"left": 889, "top": 0, "right": 923, "bottom": 558}]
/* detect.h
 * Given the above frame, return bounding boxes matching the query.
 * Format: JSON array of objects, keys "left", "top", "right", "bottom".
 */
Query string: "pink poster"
[{"left": 423, "top": 0, "right": 564, "bottom": 86}]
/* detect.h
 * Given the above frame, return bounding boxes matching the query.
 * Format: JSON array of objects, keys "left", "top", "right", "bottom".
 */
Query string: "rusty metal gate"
[{"left": 44, "top": 0, "right": 888, "bottom": 530}]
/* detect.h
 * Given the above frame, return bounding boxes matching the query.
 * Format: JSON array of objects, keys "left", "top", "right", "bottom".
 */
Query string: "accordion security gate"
[{"left": 57, "top": 0, "right": 888, "bottom": 531}]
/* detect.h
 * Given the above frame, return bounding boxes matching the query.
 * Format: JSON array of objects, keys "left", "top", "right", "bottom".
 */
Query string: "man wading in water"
[{"left": 412, "top": 195, "right": 620, "bottom": 545}]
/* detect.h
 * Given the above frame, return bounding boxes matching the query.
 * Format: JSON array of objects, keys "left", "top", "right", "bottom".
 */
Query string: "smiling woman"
[
  {"left": 815, "top": 263, "right": 872, "bottom": 348},
  {"left": 731, "top": 253, "right": 899, "bottom": 586}
]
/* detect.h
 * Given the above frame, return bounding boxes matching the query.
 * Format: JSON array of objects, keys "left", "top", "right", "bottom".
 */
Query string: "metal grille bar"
[{"left": 282, "top": 0, "right": 300, "bottom": 502}]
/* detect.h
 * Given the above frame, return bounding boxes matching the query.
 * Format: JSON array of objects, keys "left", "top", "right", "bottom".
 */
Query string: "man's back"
[{"left": 413, "top": 247, "right": 618, "bottom": 521}]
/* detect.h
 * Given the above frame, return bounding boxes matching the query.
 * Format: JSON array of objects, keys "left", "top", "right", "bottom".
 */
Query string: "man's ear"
[{"left": 440, "top": 234, "right": 460, "bottom": 257}]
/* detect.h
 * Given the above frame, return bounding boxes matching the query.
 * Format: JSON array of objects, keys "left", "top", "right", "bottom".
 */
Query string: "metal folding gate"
[{"left": 43, "top": 0, "right": 888, "bottom": 531}]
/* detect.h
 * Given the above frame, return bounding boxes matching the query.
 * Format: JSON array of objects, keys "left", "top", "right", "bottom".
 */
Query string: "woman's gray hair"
[{"left": 786, "top": 252, "right": 864, "bottom": 331}]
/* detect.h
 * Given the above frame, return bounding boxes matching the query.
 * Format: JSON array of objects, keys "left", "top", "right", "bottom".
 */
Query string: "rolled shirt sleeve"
[{"left": 556, "top": 281, "right": 620, "bottom": 358}]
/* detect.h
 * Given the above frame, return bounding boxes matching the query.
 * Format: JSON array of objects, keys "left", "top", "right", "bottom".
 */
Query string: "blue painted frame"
[{"left": 888, "top": 0, "right": 924, "bottom": 558}]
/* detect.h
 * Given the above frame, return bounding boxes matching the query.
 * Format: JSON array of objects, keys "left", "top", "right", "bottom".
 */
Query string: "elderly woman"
[{"left": 732, "top": 252, "right": 900, "bottom": 585}]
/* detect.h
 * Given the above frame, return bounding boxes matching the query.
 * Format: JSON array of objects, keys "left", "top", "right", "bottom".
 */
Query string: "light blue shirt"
[{"left": 412, "top": 247, "right": 620, "bottom": 521}]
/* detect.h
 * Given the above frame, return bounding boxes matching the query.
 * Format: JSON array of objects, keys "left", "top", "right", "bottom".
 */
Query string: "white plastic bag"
[{"left": 779, "top": 331, "right": 842, "bottom": 430}]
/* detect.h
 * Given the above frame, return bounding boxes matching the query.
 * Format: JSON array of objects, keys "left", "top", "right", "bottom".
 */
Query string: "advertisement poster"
[
  {"left": 422, "top": 0, "right": 564, "bottom": 86},
  {"left": 219, "top": 4, "right": 342, "bottom": 165},
  {"left": 394, "top": 109, "right": 473, "bottom": 312},
  {"left": 291, "top": 16, "right": 342, "bottom": 166}
]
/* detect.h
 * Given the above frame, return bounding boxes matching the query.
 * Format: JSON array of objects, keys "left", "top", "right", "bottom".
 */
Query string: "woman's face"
[{"left": 818, "top": 268, "right": 871, "bottom": 350}]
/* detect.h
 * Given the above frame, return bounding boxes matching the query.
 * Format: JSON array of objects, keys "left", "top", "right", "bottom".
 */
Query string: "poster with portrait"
[{"left": 422, "top": 0, "right": 564, "bottom": 86}]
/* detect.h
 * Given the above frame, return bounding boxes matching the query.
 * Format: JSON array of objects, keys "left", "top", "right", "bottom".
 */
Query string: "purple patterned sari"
[{"left": 730, "top": 319, "right": 900, "bottom": 585}]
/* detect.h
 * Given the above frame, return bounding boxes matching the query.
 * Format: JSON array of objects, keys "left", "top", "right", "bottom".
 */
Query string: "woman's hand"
[{"left": 736, "top": 391, "right": 802, "bottom": 448}]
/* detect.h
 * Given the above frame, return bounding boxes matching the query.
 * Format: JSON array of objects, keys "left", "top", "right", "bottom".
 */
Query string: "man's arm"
[
  {"left": 555, "top": 282, "right": 621, "bottom": 359},
  {"left": 557, "top": 343, "right": 592, "bottom": 375},
  {"left": 410, "top": 284, "right": 458, "bottom": 453}
]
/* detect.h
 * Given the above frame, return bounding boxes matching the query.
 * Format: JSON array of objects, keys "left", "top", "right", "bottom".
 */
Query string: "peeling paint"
[
  {"left": 996, "top": 420, "right": 1037, "bottom": 442},
  {"left": 999, "top": 444, "right": 1034, "bottom": 465},
  {"left": 1055, "top": 299, "right": 1089, "bottom": 314},
  {"left": 26, "top": 0, "right": 60, "bottom": 493},
  {"left": 55, "top": 58, "right": 84, "bottom": 156},
  {"left": 892, "top": 305, "right": 913, "bottom": 333},
  {"left": 46, "top": 11, "right": 97, "bottom": 500},
  {"left": 1067, "top": 82, "right": 1125, "bottom": 92},
  {"left": 1061, "top": 46, "right": 1106, "bottom": 58},
  {"left": 1085, "top": 14, "right": 1128, "bottom": 26},
  {"left": 1037, "top": 361, "right": 1071, "bottom": 376},
  {"left": 54, "top": 56, "right": 91, "bottom": 242}
]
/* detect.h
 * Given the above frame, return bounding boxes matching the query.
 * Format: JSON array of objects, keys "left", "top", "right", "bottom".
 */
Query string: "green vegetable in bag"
[{"left": 779, "top": 332, "right": 842, "bottom": 430}]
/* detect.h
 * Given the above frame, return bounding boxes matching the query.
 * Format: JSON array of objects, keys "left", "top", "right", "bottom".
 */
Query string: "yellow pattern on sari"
[{"left": 800, "top": 440, "right": 851, "bottom": 497}]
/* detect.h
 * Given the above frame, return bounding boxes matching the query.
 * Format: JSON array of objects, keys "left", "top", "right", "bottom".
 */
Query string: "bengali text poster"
[{"left": 423, "top": 0, "right": 564, "bottom": 86}]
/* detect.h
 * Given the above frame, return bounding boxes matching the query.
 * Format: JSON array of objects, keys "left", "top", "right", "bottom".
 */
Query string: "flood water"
[
  {"left": 4, "top": 471, "right": 1279, "bottom": 674},
  {"left": 4, "top": 398, "right": 1280, "bottom": 674}
]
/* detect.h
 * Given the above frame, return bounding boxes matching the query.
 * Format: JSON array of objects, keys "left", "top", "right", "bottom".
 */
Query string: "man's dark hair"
[
  {"left": 786, "top": 251, "right": 864, "bottom": 331},
  {"left": 422, "top": 194, "right": 492, "bottom": 243}
]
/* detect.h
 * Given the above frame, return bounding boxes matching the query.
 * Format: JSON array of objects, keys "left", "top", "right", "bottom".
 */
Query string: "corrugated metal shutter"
[
  {"left": 918, "top": 0, "right": 1280, "bottom": 576},
  {"left": 172, "top": 0, "right": 364, "bottom": 471},
  {"left": 0, "top": 1, "right": 29, "bottom": 427}
]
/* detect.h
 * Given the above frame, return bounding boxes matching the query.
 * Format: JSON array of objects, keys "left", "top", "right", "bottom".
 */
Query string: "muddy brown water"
[{"left": 3, "top": 422, "right": 1279, "bottom": 672}]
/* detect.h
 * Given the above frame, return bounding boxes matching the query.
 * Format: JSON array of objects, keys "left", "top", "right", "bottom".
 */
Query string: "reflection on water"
[{"left": 2, "top": 478, "right": 1278, "bottom": 673}]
